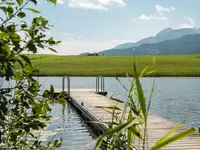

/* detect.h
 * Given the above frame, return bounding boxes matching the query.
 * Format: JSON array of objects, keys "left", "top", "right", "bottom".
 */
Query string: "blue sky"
[{"left": 24, "top": 0, "right": 200, "bottom": 54}]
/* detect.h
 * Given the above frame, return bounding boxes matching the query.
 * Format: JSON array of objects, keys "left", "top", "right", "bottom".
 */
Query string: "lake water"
[
  {"left": 46, "top": 103, "right": 97, "bottom": 150},
  {"left": 2, "top": 77, "right": 200, "bottom": 149},
  {"left": 36, "top": 77, "right": 200, "bottom": 128}
]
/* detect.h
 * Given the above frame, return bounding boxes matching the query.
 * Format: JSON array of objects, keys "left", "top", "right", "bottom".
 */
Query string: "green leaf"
[
  {"left": 7, "top": 6, "right": 14, "bottom": 18},
  {"left": 26, "top": 8, "right": 40, "bottom": 13},
  {"left": 31, "top": 0, "right": 37, "bottom": 4},
  {"left": 110, "top": 130, "right": 122, "bottom": 147},
  {"left": 95, "top": 106, "right": 121, "bottom": 111},
  {"left": 116, "top": 77, "right": 128, "bottom": 91},
  {"left": 10, "top": 133, "right": 17, "bottom": 142},
  {"left": 50, "top": 84, "right": 54, "bottom": 95},
  {"left": 43, "top": 90, "right": 49, "bottom": 98},
  {"left": 6, "top": 2, "right": 15, "bottom": 5},
  {"left": 0, "top": 32, "right": 9, "bottom": 40},
  {"left": 9, "top": 33, "right": 20, "bottom": 42},
  {"left": 134, "top": 64, "right": 147, "bottom": 118},
  {"left": 110, "top": 96, "right": 124, "bottom": 103},
  {"left": 146, "top": 70, "right": 157, "bottom": 76},
  {"left": 100, "top": 118, "right": 135, "bottom": 138},
  {"left": 14, "top": 71, "right": 21, "bottom": 81},
  {"left": 127, "top": 77, "right": 136, "bottom": 106},
  {"left": 30, "top": 123, "right": 39, "bottom": 130},
  {"left": 20, "top": 55, "right": 32, "bottom": 66},
  {"left": 128, "top": 110, "right": 142, "bottom": 140},
  {"left": 41, "top": 19, "right": 48, "bottom": 27},
  {"left": 17, "top": 0, "right": 23, "bottom": 6},
  {"left": 0, "top": 7, "right": 7, "bottom": 15},
  {"left": 21, "top": 22, "right": 28, "bottom": 28},
  {"left": 54, "top": 139, "right": 62, "bottom": 147},
  {"left": 128, "top": 126, "right": 142, "bottom": 139},
  {"left": 150, "top": 128, "right": 195, "bottom": 150},
  {"left": 129, "top": 96, "right": 140, "bottom": 116},
  {"left": 23, "top": 66, "right": 37, "bottom": 73},
  {"left": 127, "top": 111, "right": 133, "bottom": 150},
  {"left": 27, "top": 42, "right": 37, "bottom": 53},
  {"left": 56, "top": 40, "right": 62, "bottom": 44},
  {"left": 147, "top": 79, "right": 157, "bottom": 114},
  {"left": 7, "top": 24, "right": 16, "bottom": 32},
  {"left": 50, "top": 0, "right": 57, "bottom": 4},
  {"left": 49, "top": 47, "right": 57, "bottom": 53},
  {"left": 95, "top": 138, "right": 104, "bottom": 150},
  {"left": 127, "top": 128, "right": 132, "bottom": 150},
  {"left": 125, "top": 72, "right": 132, "bottom": 83},
  {"left": 17, "top": 12, "right": 26, "bottom": 18},
  {"left": 58, "top": 97, "right": 66, "bottom": 105},
  {"left": 154, "top": 122, "right": 184, "bottom": 145},
  {"left": 7, "top": 6, "right": 13, "bottom": 13},
  {"left": 139, "top": 65, "right": 148, "bottom": 77}
]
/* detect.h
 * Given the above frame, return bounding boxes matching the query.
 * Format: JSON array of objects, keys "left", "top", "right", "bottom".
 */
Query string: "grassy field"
[{"left": 29, "top": 54, "right": 200, "bottom": 77}]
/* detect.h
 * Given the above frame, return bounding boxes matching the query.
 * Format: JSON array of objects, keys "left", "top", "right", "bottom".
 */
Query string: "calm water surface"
[
  {"left": 36, "top": 77, "right": 200, "bottom": 128},
  {"left": 47, "top": 103, "right": 96, "bottom": 150},
  {"left": 2, "top": 77, "right": 200, "bottom": 149}
]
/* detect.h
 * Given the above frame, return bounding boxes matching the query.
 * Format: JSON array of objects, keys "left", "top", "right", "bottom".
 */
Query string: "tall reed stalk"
[{"left": 95, "top": 64, "right": 195, "bottom": 150}]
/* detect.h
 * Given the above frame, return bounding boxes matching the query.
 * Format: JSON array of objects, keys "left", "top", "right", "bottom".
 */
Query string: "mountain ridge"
[
  {"left": 96, "top": 28, "right": 200, "bottom": 56},
  {"left": 98, "top": 34, "right": 200, "bottom": 56}
]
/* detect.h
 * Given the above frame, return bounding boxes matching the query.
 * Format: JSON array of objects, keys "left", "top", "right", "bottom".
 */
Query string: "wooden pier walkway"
[{"left": 55, "top": 88, "right": 200, "bottom": 150}]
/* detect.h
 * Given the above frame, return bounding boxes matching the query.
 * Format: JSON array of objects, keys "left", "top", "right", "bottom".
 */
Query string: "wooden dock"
[{"left": 55, "top": 88, "right": 200, "bottom": 150}]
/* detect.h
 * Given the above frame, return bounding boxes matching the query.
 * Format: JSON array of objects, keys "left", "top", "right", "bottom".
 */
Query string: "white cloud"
[
  {"left": 139, "top": 14, "right": 168, "bottom": 21},
  {"left": 57, "top": 0, "right": 65, "bottom": 4},
  {"left": 138, "top": 4, "right": 175, "bottom": 21},
  {"left": 177, "top": 16, "right": 195, "bottom": 29},
  {"left": 97, "top": 0, "right": 126, "bottom": 6},
  {"left": 69, "top": 2, "right": 107, "bottom": 10},
  {"left": 68, "top": 0, "right": 126, "bottom": 10},
  {"left": 155, "top": 4, "right": 170, "bottom": 16}
]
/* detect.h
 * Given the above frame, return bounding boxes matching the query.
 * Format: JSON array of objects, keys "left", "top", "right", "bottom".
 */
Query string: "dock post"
[
  {"left": 96, "top": 77, "right": 98, "bottom": 93},
  {"left": 101, "top": 76, "right": 103, "bottom": 93},
  {"left": 62, "top": 77, "right": 65, "bottom": 92},
  {"left": 96, "top": 76, "right": 105, "bottom": 95},
  {"left": 102, "top": 76, "right": 104, "bottom": 92},
  {"left": 96, "top": 76, "right": 99, "bottom": 93},
  {"left": 62, "top": 76, "right": 71, "bottom": 100},
  {"left": 67, "top": 76, "right": 70, "bottom": 96}
]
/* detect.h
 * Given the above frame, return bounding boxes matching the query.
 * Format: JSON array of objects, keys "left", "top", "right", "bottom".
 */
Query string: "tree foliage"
[{"left": 0, "top": 0, "right": 64, "bottom": 149}]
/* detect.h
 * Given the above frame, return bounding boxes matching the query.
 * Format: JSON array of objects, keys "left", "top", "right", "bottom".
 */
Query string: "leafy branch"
[{"left": 1, "top": 0, "right": 31, "bottom": 26}]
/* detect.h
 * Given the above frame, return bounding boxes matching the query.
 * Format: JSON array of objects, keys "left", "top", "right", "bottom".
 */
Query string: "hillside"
[
  {"left": 99, "top": 34, "right": 200, "bottom": 56},
  {"left": 97, "top": 28, "right": 200, "bottom": 56}
]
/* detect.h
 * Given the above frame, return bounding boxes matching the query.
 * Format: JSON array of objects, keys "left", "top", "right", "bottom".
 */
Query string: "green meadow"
[{"left": 29, "top": 54, "right": 200, "bottom": 77}]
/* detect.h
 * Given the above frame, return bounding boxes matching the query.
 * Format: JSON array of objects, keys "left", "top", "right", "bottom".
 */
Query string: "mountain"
[
  {"left": 98, "top": 28, "right": 200, "bottom": 55},
  {"left": 156, "top": 28, "right": 200, "bottom": 39},
  {"left": 113, "top": 42, "right": 134, "bottom": 49},
  {"left": 133, "top": 28, "right": 200, "bottom": 47},
  {"left": 99, "top": 34, "right": 200, "bottom": 56}
]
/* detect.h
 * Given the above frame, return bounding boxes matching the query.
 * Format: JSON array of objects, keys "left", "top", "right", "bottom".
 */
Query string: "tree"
[
  {"left": 87, "top": 53, "right": 99, "bottom": 56},
  {"left": 0, "top": 0, "right": 65, "bottom": 149}
]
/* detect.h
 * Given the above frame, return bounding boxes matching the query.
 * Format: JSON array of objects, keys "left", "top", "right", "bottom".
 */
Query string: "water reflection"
[{"left": 47, "top": 103, "right": 97, "bottom": 150}]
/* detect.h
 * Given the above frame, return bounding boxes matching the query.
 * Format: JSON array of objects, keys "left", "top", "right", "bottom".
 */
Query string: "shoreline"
[{"left": 30, "top": 74, "right": 200, "bottom": 77}]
